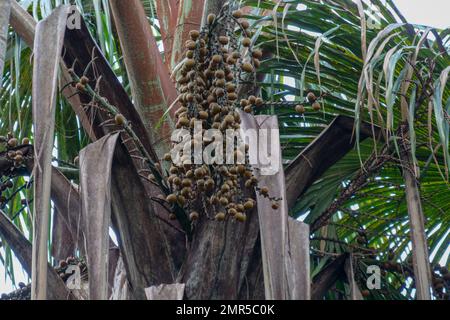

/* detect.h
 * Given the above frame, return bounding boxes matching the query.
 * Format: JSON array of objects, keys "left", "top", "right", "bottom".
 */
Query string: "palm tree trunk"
[
  {"left": 400, "top": 138, "right": 432, "bottom": 300},
  {"left": 109, "top": 0, "right": 177, "bottom": 157}
]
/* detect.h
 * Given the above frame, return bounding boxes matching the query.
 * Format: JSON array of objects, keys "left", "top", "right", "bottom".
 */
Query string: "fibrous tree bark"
[
  {"left": 109, "top": 0, "right": 177, "bottom": 157},
  {"left": 170, "top": 0, "right": 206, "bottom": 70}
]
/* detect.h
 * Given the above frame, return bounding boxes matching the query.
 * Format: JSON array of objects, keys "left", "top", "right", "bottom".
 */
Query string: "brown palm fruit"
[
  {"left": 198, "top": 111, "right": 209, "bottom": 120},
  {"left": 252, "top": 49, "right": 263, "bottom": 59},
  {"left": 244, "top": 105, "right": 252, "bottom": 113},
  {"left": 205, "top": 178, "right": 215, "bottom": 190},
  {"left": 207, "top": 13, "right": 216, "bottom": 24},
  {"left": 312, "top": 101, "right": 321, "bottom": 111},
  {"left": 240, "top": 99, "right": 248, "bottom": 107},
  {"left": 227, "top": 56, "right": 236, "bottom": 65},
  {"left": 255, "top": 97, "right": 263, "bottom": 107},
  {"left": 164, "top": 153, "right": 172, "bottom": 161},
  {"left": 232, "top": 10, "right": 243, "bottom": 19},
  {"left": 177, "top": 195, "right": 186, "bottom": 206},
  {"left": 248, "top": 95, "right": 256, "bottom": 104},
  {"left": 189, "top": 30, "right": 200, "bottom": 40},
  {"left": 215, "top": 212, "right": 226, "bottom": 221},
  {"left": 228, "top": 208, "right": 237, "bottom": 217},
  {"left": 271, "top": 202, "right": 279, "bottom": 210},
  {"left": 215, "top": 70, "right": 225, "bottom": 78},
  {"left": 186, "top": 50, "right": 194, "bottom": 59},
  {"left": 185, "top": 59, "right": 196, "bottom": 70},
  {"left": 166, "top": 194, "right": 177, "bottom": 204},
  {"left": 226, "top": 83, "right": 236, "bottom": 93},
  {"left": 235, "top": 212, "right": 247, "bottom": 222},
  {"left": 242, "top": 63, "right": 254, "bottom": 73},
  {"left": 173, "top": 177, "right": 181, "bottom": 186},
  {"left": 220, "top": 197, "right": 229, "bottom": 206},
  {"left": 295, "top": 105, "right": 305, "bottom": 114},
  {"left": 114, "top": 113, "right": 126, "bottom": 126},
  {"left": 242, "top": 37, "right": 251, "bottom": 47},
  {"left": 212, "top": 54, "right": 222, "bottom": 64},
  {"left": 219, "top": 36, "right": 229, "bottom": 45},
  {"left": 7, "top": 138, "right": 18, "bottom": 148},
  {"left": 260, "top": 186, "right": 269, "bottom": 196},
  {"left": 228, "top": 92, "right": 238, "bottom": 101},
  {"left": 215, "top": 78, "right": 226, "bottom": 87},
  {"left": 187, "top": 39, "right": 197, "bottom": 50},
  {"left": 75, "top": 83, "right": 85, "bottom": 91},
  {"left": 80, "top": 75, "right": 89, "bottom": 85},
  {"left": 307, "top": 91, "right": 317, "bottom": 102},
  {"left": 244, "top": 200, "right": 254, "bottom": 210},
  {"left": 241, "top": 20, "right": 250, "bottom": 29},
  {"left": 189, "top": 211, "right": 199, "bottom": 221},
  {"left": 361, "top": 290, "right": 370, "bottom": 297},
  {"left": 169, "top": 213, "right": 177, "bottom": 220},
  {"left": 253, "top": 59, "right": 261, "bottom": 68}
]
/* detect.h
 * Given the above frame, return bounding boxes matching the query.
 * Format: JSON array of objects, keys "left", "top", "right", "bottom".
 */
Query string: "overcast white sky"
[
  {"left": 1, "top": 0, "right": 449, "bottom": 295},
  {"left": 392, "top": 0, "right": 448, "bottom": 29}
]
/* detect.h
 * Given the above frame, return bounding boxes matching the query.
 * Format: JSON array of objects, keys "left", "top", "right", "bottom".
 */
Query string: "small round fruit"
[
  {"left": 207, "top": 14, "right": 216, "bottom": 24},
  {"left": 235, "top": 212, "right": 247, "bottom": 222},
  {"left": 212, "top": 55, "right": 222, "bottom": 64},
  {"left": 75, "top": 83, "right": 85, "bottom": 91},
  {"left": 80, "top": 76, "right": 89, "bottom": 85},
  {"left": 115, "top": 113, "right": 126, "bottom": 126},
  {"left": 219, "top": 36, "right": 229, "bottom": 45},
  {"left": 307, "top": 92, "right": 316, "bottom": 102},
  {"left": 260, "top": 186, "right": 269, "bottom": 195},
  {"left": 189, "top": 30, "right": 200, "bottom": 40},
  {"left": 361, "top": 290, "right": 370, "bottom": 297},
  {"left": 177, "top": 195, "right": 186, "bottom": 206},
  {"left": 22, "top": 137, "right": 30, "bottom": 145},
  {"left": 169, "top": 213, "right": 177, "bottom": 220},
  {"left": 164, "top": 153, "right": 172, "bottom": 161},
  {"left": 232, "top": 10, "right": 243, "bottom": 19},
  {"left": 215, "top": 212, "right": 226, "bottom": 221},
  {"left": 7, "top": 138, "right": 18, "bottom": 148},
  {"left": 189, "top": 211, "right": 199, "bottom": 221},
  {"left": 312, "top": 101, "right": 321, "bottom": 111},
  {"left": 295, "top": 105, "right": 305, "bottom": 114},
  {"left": 241, "top": 63, "right": 254, "bottom": 73},
  {"left": 241, "top": 37, "right": 251, "bottom": 47},
  {"left": 271, "top": 202, "right": 279, "bottom": 210},
  {"left": 244, "top": 200, "right": 254, "bottom": 210},
  {"left": 241, "top": 20, "right": 250, "bottom": 29},
  {"left": 242, "top": 105, "right": 252, "bottom": 114},
  {"left": 252, "top": 49, "right": 263, "bottom": 59},
  {"left": 185, "top": 59, "right": 196, "bottom": 69},
  {"left": 166, "top": 194, "right": 177, "bottom": 204}
]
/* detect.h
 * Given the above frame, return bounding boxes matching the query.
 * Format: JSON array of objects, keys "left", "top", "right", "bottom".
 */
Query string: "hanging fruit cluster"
[
  {"left": 294, "top": 91, "right": 323, "bottom": 115},
  {"left": 0, "top": 282, "right": 30, "bottom": 300},
  {"left": 0, "top": 133, "right": 30, "bottom": 169},
  {"left": 164, "top": 8, "right": 280, "bottom": 223}
]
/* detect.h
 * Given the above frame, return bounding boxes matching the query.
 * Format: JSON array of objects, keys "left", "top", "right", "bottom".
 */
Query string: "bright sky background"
[
  {"left": 1, "top": 0, "right": 449, "bottom": 295},
  {"left": 393, "top": 0, "right": 449, "bottom": 29}
]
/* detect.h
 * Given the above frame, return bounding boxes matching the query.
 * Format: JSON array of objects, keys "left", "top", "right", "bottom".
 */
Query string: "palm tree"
[{"left": 0, "top": 0, "right": 448, "bottom": 300}]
